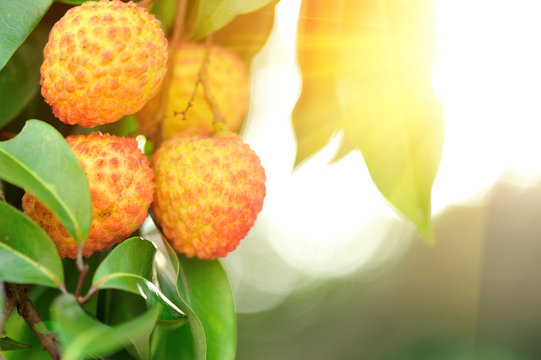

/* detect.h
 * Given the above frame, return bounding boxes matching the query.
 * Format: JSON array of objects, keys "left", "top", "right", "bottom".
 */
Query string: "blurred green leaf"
[
  {"left": 92, "top": 237, "right": 156, "bottom": 294},
  {"left": 0, "top": 33, "right": 42, "bottom": 128},
  {"left": 0, "top": 120, "right": 92, "bottom": 244},
  {"left": 0, "top": 202, "right": 64, "bottom": 288},
  {"left": 212, "top": 1, "right": 276, "bottom": 64},
  {"left": 0, "top": 0, "right": 52, "bottom": 70},
  {"left": 293, "top": 0, "right": 443, "bottom": 241},
  {"left": 149, "top": 0, "right": 177, "bottom": 34},
  {"left": 153, "top": 237, "right": 206, "bottom": 360},
  {"left": 52, "top": 293, "right": 160, "bottom": 360},
  {"left": 189, "top": 0, "right": 274, "bottom": 40},
  {"left": 0, "top": 337, "right": 32, "bottom": 351}
]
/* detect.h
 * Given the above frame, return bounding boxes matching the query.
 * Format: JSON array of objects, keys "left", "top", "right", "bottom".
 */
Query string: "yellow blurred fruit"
[{"left": 138, "top": 41, "right": 249, "bottom": 140}]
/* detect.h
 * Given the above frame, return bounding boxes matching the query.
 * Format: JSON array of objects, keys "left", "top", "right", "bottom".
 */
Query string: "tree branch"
[{"left": 4, "top": 284, "right": 61, "bottom": 360}]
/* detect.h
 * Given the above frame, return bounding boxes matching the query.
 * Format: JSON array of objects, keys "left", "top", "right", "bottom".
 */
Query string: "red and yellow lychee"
[
  {"left": 22, "top": 132, "right": 154, "bottom": 258},
  {"left": 151, "top": 123, "right": 265, "bottom": 259},
  {"left": 137, "top": 41, "right": 249, "bottom": 140},
  {"left": 40, "top": 0, "right": 168, "bottom": 127}
]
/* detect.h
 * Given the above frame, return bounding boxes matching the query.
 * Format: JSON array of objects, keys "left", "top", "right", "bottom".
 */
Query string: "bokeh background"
[{"left": 226, "top": 1, "right": 541, "bottom": 358}]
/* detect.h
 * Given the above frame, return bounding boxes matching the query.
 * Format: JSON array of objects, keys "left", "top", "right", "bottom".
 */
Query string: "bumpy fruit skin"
[
  {"left": 41, "top": 0, "right": 168, "bottom": 127},
  {"left": 22, "top": 132, "right": 154, "bottom": 259},
  {"left": 138, "top": 41, "right": 249, "bottom": 139},
  {"left": 152, "top": 124, "right": 265, "bottom": 259}
]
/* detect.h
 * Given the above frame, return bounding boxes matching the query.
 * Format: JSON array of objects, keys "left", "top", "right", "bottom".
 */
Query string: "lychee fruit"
[
  {"left": 22, "top": 132, "right": 154, "bottom": 259},
  {"left": 137, "top": 41, "right": 249, "bottom": 140},
  {"left": 40, "top": 0, "right": 168, "bottom": 127},
  {"left": 151, "top": 123, "right": 265, "bottom": 259}
]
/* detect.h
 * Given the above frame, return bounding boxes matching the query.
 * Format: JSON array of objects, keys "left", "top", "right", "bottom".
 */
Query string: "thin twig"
[
  {"left": 200, "top": 35, "right": 225, "bottom": 125},
  {"left": 79, "top": 285, "right": 98, "bottom": 305},
  {"left": 135, "top": 0, "right": 189, "bottom": 145},
  {"left": 174, "top": 35, "right": 225, "bottom": 125},
  {"left": 174, "top": 35, "right": 213, "bottom": 121},
  {"left": 5, "top": 284, "right": 61, "bottom": 360},
  {"left": 175, "top": 80, "right": 202, "bottom": 121},
  {"left": 74, "top": 263, "right": 89, "bottom": 303}
]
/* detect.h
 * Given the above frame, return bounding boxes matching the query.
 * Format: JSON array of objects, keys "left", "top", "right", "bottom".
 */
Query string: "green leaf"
[
  {"left": 0, "top": 0, "right": 52, "bottom": 70},
  {"left": 92, "top": 237, "right": 156, "bottom": 294},
  {"left": 0, "top": 120, "right": 92, "bottom": 244},
  {"left": 140, "top": 281, "right": 187, "bottom": 327},
  {"left": 153, "top": 236, "right": 206, "bottom": 360},
  {"left": 212, "top": 1, "right": 276, "bottom": 64},
  {"left": 0, "top": 202, "right": 64, "bottom": 287},
  {"left": 0, "top": 337, "right": 32, "bottom": 351},
  {"left": 189, "top": 0, "right": 275, "bottom": 40},
  {"left": 293, "top": 0, "right": 443, "bottom": 241},
  {"left": 0, "top": 30, "right": 43, "bottom": 128},
  {"left": 178, "top": 257, "right": 236, "bottom": 360},
  {"left": 51, "top": 293, "right": 160, "bottom": 360},
  {"left": 92, "top": 237, "right": 186, "bottom": 325}
]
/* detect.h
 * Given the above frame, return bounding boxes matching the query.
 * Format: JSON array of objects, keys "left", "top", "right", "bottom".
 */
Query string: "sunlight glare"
[{"left": 431, "top": 0, "right": 541, "bottom": 212}]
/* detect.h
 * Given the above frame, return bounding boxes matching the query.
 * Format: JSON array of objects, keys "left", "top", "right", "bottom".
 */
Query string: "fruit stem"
[
  {"left": 79, "top": 285, "right": 98, "bottom": 305},
  {"left": 202, "top": 35, "right": 226, "bottom": 125},
  {"left": 176, "top": 34, "right": 226, "bottom": 127},
  {"left": 75, "top": 241, "right": 85, "bottom": 272},
  {"left": 144, "top": 0, "right": 189, "bottom": 144},
  {"left": 74, "top": 263, "right": 89, "bottom": 302}
]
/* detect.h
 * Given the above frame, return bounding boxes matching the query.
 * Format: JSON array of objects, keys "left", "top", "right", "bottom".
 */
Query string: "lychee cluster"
[
  {"left": 31, "top": 0, "right": 264, "bottom": 260},
  {"left": 23, "top": 133, "right": 154, "bottom": 259},
  {"left": 41, "top": 0, "right": 168, "bottom": 127}
]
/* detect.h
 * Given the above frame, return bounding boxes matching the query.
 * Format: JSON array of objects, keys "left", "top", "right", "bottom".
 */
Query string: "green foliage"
[
  {"left": 0, "top": 0, "right": 52, "bottom": 70},
  {"left": 0, "top": 202, "right": 64, "bottom": 288},
  {"left": 51, "top": 293, "right": 161, "bottom": 360},
  {"left": 0, "top": 120, "right": 92, "bottom": 244},
  {"left": 293, "top": 0, "right": 443, "bottom": 240},
  {"left": 92, "top": 237, "right": 156, "bottom": 294},
  {"left": 188, "top": 0, "right": 275, "bottom": 39},
  {"left": 0, "top": 337, "right": 32, "bottom": 351},
  {"left": 0, "top": 32, "right": 43, "bottom": 127},
  {"left": 149, "top": 0, "right": 177, "bottom": 34},
  {"left": 92, "top": 237, "right": 186, "bottom": 324},
  {"left": 177, "top": 257, "right": 236, "bottom": 360},
  {"left": 153, "top": 239, "right": 207, "bottom": 360}
]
